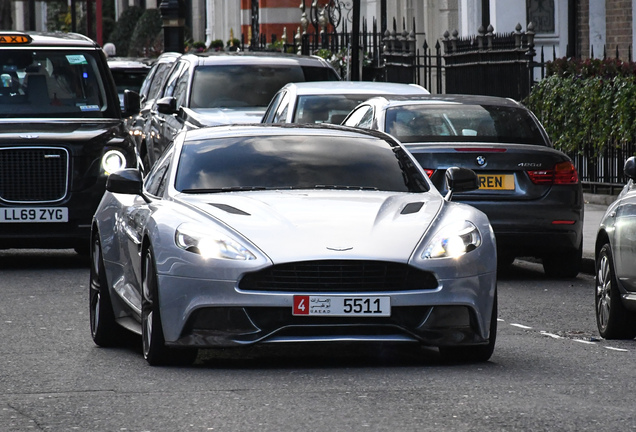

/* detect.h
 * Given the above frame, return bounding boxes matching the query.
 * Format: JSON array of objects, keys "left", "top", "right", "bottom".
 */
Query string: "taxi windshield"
[{"left": 0, "top": 49, "right": 109, "bottom": 118}]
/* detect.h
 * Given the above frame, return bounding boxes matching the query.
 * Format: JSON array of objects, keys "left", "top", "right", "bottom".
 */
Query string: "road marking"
[
  {"left": 573, "top": 339, "right": 596, "bottom": 345},
  {"left": 510, "top": 323, "right": 533, "bottom": 329},
  {"left": 540, "top": 331, "right": 562, "bottom": 339},
  {"left": 605, "top": 346, "right": 629, "bottom": 352}
]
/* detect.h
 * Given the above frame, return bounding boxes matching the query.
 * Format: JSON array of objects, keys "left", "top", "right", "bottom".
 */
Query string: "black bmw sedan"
[{"left": 343, "top": 94, "right": 583, "bottom": 278}]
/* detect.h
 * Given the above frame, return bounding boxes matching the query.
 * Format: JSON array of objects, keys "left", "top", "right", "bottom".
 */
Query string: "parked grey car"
[
  {"left": 261, "top": 81, "right": 428, "bottom": 124},
  {"left": 90, "top": 124, "right": 497, "bottom": 366},
  {"left": 595, "top": 156, "right": 636, "bottom": 339},
  {"left": 343, "top": 94, "right": 584, "bottom": 278}
]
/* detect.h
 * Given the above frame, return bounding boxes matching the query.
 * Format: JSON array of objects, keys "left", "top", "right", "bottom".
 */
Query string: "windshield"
[
  {"left": 295, "top": 94, "right": 379, "bottom": 124},
  {"left": 175, "top": 134, "right": 429, "bottom": 193},
  {"left": 0, "top": 49, "right": 110, "bottom": 118},
  {"left": 385, "top": 104, "right": 548, "bottom": 145},
  {"left": 189, "top": 65, "right": 338, "bottom": 109}
]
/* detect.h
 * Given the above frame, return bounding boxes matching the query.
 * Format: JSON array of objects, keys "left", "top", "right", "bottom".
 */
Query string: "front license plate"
[
  {"left": 478, "top": 174, "right": 515, "bottom": 190},
  {"left": 293, "top": 295, "right": 391, "bottom": 317},
  {"left": 0, "top": 207, "right": 68, "bottom": 223}
]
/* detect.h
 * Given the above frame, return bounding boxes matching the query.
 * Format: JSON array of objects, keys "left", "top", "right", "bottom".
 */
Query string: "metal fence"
[{"left": 243, "top": 20, "right": 633, "bottom": 192}]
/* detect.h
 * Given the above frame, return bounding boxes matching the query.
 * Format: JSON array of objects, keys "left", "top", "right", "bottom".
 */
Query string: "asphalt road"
[{"left": 0, "top": 250, "right": 635, "bottom": 431}]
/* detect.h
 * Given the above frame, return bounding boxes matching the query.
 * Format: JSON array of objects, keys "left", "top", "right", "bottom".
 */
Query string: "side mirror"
[
  {"left": 106, "top": 168, "right": 143, "bottom": 195},
  {"left": 156, "top": 96, "right": 178, "bottom": 115},
  {"left": 445, "top": 166, "right": 479, "bottom": 200},
  {"left": 624, "top": 156, "right": 636, "bottom": 181},
  {"left": 122, "top": 90, "right": 141, "bottom": 117}
]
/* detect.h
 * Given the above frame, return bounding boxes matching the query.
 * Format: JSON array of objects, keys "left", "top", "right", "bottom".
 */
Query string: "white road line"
[
  {"left": 573, "top": 339, "right": 596, "bottom": 345},
  {"left": 605, "top": 346, "right": 629, "bottom": 352},
  {"left": 510, "top": 323, "right": 533, "bottom": 329},
  {"left": 540, "top": 331, "right": 562, "bottom": 339}
]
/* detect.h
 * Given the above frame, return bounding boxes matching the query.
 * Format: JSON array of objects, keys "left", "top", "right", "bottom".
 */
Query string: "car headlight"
[
  {"left": 102, "top": 149, "right": 127, "bottom": 175},
  {"left": 422, "top": 220, "right": 482, "bottom": 259},
  {"left": 175, "top": 223, "right": 256, "bottom": 260}
]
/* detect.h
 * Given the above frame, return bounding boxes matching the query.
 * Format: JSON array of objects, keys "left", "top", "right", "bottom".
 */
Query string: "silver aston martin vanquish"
[{"left": 89, "top": 124, "right": 497, "bottom": 365}]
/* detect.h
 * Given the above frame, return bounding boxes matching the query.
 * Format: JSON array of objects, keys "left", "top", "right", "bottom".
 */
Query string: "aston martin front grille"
[
  {"left": 0, "top": 147, "right": 69, "bottom": 203},
  {"left": 239, "top": 260, "right": 438, "bottom": 292}
]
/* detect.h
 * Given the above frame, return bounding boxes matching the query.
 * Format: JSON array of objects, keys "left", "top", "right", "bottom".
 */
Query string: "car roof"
[
  {"left": 106, "top": 57, "right": 154, "bottom": 70},
  {"left": 366, "top": 94, "right": 523, "bottom": 108},
  {"left": 184, "top": 123, "right": 396, "bottom": 142},
  {"left": 179, "top": 51, "right": 337, "bottom": 67},
  {"left": 0, "top": 31, "right": 99, "bottom": 48},
  {"left": 279, "top": 81, "right": 429, "bottom": 95}
]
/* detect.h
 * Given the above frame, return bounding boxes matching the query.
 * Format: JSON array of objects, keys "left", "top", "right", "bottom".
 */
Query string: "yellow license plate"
[{"left": 478, "top": 174, "right": 515, "bottom": 190}]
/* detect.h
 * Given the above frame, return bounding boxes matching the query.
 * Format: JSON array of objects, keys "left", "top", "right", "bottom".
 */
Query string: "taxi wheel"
[
  {"left": 439, "top": 292, "right": 497, "bottom": 363},
  {"left": 595, "top": 244, "right": 636, "bottom": 339},
  {"left": 89, "top": 233, "right": 121, "bottom": 346},
  {"left": 141, "top": 247, "right": 197, "bottom": 366}
]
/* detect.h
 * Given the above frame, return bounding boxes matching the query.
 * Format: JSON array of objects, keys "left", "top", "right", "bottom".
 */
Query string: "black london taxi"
[{"left": 0, "top": 32, "right": 140, "bottom": 253}]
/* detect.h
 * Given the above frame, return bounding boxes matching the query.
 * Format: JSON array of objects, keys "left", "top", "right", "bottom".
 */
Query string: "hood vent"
[
  {"left": 401, "top": 202, "right": 424, "bottom": 215},
  {"left": 209, "top": 203, "right": 250, "bottom": 216}
]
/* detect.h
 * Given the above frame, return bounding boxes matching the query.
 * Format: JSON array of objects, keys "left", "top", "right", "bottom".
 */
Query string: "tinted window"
[
  {"left": 0, "top": 49, "right": 110, "bottom": 118},
  {"left": 146, "top": 62, "right": 173, "bottom": 101},
  {"left": 145, "top": 146, "right": 173, "bottom": 196},
  {"left": 189, "top": 65, "right": 333, "bottom": 108},
  {"left": 343, "top": 105, "right": 373, "bottom": 128},
  {"left": 175, "top": 135, "right": 428, "bottom": 193},
  {"left": 385, "top": 104, "right": 547, "bottom": 145},
  {"left": 295, "top": 95, "right": 377, "bottom": 124}
]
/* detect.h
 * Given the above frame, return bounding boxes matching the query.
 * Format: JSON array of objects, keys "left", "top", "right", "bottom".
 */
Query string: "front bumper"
[{"left": 157, "top": 272, "right": 497, "bottom": 349}]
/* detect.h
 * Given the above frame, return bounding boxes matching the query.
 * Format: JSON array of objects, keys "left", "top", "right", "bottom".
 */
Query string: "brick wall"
[
  {"left": 606, "top": 0, "right": 633, "bottom": 58},
  {"left": 577, "top": 0, "right": 590, "bottom": 58}
]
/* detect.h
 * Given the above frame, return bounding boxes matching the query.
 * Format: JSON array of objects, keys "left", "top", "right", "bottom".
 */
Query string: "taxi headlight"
[
  {"left": 422, "top": 221, "right": 482, "bottom": 259},
  {"left": 102, "top": 150, "right": 127, "bottom": 175}
]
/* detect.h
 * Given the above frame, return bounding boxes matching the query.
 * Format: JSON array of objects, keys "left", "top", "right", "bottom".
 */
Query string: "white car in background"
[{"left": 261, "top": 81, "right": 429, "bottom": 125}]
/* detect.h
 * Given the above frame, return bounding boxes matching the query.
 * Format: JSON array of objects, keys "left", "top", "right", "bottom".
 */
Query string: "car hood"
[
  {"left": 0, "top": 119, "right": 124, "bottom": 142},
  {"left": 177, "top": 190, "right": 444, "bottom": 263},
  {"left": 184, "top": 107, "right": 267, "bottom": 127}
]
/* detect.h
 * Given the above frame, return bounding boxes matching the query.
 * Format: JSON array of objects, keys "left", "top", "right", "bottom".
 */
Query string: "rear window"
[
  {"left": 175, "top": 134, "right": 429, "bottom": 193},
  {"left": 189, "top": 65, "right": 338, "bottom": 109},
  {"left": 385, "top": 104, "right": 548, "bottom": 146},
  {"left": 295, "top": 94, "right": 378, "bottom": 124},
  {"left": 0, "top": 49, "right": 111, "bottom": 118}
]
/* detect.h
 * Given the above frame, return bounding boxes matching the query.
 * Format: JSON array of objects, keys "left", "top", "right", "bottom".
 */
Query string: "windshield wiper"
[{"left": 181, "top": 186, "right": 267, "bottom": 194}]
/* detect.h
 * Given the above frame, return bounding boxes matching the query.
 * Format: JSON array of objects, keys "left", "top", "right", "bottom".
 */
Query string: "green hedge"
[{"left": 524, "top": 58, "right": 636, "bottom": 156}]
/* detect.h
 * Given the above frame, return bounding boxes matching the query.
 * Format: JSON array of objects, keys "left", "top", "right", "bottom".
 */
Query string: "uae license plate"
[
  {"left": 478, "top": 174, "right": 515, "bottom": 190},
  {"left": 0, "top": 207, "right": 68, "bottom": 223},
  {"left": 293, "top": 295, "right": 391, "bottom": 317}
]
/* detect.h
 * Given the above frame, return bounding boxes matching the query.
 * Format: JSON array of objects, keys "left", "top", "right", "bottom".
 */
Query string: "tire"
[
  {"left": 142, "top": 247, "right": 198, "bottom": 366},
  {"left": 595, "top": 244, "right": 636, "bottom": 339},
  {"left": 543, "top": 241, "right": 582, "bottom": 279},
  {"left": 89, "top": 233, "right": 122, "bottom": 347},
  {"left": 439, "top": 292, "right": 497, "bottom": 363}
]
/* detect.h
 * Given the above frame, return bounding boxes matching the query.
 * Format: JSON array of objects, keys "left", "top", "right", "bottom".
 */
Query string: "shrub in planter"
[{"left": 525, "top": 57, "right": 636, "bottom": 156}]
